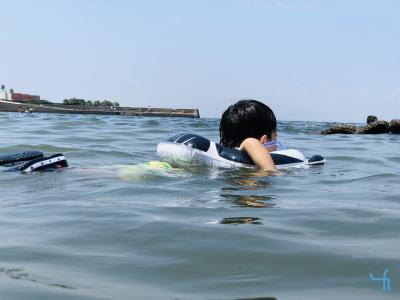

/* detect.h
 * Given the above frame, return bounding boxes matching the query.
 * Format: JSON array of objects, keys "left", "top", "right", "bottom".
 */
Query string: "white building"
[{"left": 0, "top": 90, "right": 12, "bottom": 101}]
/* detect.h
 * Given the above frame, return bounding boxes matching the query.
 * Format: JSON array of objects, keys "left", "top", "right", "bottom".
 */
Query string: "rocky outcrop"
[
  {"left": 356, "top": 120, "right": 389, "bottom": 134},
  {"left": 389, "top": 119, "right": 400, "bottom": 134},
  {"left": 367, "top": 115, "right": 378, "bottom": 124},
  {"left": 321, "top": 124, "right": 357, "bottom": 135},
  {"left": 321, "top": 116, "right": 400, "bottom": 134}
]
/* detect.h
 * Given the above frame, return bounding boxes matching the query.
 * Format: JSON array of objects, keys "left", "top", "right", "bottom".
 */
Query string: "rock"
[
  {"left": 356, "top": 120, "right": 389, "bottom": 134},
  {"left": 320, "top": 116, "right": 399, "bottom": 135},
  {"left": 389, "top": 119, "right": 400, "bottom": 134},
  {"left": 367, "top": 115, "right": 378, "bottom": 124},
  {"left": 321, "top": 124, "right": 357, "bottom": 135}
]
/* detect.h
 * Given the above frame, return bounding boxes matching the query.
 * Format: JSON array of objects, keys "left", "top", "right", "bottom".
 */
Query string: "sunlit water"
[{"left": 0, "top": 112, "right": 399, "bottom": 300}]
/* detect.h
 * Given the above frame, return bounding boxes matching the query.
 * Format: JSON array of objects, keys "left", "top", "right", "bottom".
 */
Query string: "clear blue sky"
[{"left": 2, "top": 0, "right": 399, "bottom": 121}]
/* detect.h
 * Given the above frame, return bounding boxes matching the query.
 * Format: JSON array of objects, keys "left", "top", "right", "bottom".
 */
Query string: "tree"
[
  {"left": 25, "top": 99, "right": 52, "bottom": 105},
  {"left": 104, "top": 100, "right": 114, "bottom": 107},
  {"left": 62, "top": 98, "right": 118, "bottom": 108}
]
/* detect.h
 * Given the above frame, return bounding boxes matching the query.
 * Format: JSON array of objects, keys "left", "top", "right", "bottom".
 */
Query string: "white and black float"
[
  {"left": 0, "top": 151, "right": 68, "bottom": 173},
  {"left": 157, "top": 133, "right": 325, "bottom": 169}
]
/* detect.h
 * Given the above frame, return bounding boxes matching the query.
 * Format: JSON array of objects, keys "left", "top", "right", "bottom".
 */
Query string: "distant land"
[
  {"left": 0, "top": 86, "right": 200, "bottom": 118},
  {"left": 0, "top": 100, "right": 200, "bottom": 118}
]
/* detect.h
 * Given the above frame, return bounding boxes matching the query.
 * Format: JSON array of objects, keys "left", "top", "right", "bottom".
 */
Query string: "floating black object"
[
  {"left": 0, "top": 150, "right": 44, "bottom": 167},
  {"left": 1, "top": 151, "right": 68, "bottom": 172},
  {"left": 19, "top": 153, "right": 68, "bottom": 173},
  {"left": 307, "top": 155, "right": 325, "bottom": 165}
]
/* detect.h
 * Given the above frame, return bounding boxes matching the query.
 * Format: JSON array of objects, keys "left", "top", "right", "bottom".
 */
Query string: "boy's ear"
[{"left": 259, "top": 135, "right": 268, "bottom": 144}]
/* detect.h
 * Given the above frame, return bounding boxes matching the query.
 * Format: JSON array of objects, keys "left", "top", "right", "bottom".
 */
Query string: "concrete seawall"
[{"left": 0, "top": 101, "right": 200, "bottom": 118}]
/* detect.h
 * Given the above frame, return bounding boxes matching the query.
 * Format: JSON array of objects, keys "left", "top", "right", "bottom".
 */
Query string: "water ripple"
[{"left": 1, "top": 112, "right": 400, "bottom": 299}]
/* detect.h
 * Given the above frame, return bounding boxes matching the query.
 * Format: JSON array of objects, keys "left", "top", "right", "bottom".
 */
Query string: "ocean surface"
[{"left": 0, "top": 112, "right": 399, "bottom": 300}]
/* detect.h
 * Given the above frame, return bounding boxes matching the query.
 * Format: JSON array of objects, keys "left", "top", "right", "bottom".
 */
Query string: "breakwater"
[{"left": 0, "top": 100, "right": 200, "bottom": 118}]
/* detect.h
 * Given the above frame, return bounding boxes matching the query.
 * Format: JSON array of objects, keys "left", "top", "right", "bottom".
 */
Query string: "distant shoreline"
[{"left": 0, "top": 100, "right": 200, "bottom": 118}]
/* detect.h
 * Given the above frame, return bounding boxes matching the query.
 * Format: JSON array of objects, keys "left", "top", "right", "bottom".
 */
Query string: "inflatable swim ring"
[{"left": 157, "top": 133, "right": 325, "bottom": 169}]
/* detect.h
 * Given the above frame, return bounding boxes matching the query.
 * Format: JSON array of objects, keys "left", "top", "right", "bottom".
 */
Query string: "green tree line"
[
  {"left": 62, "top": 98, "right": 120, "bottom": 107},
  {"left": 24, "top": 99, "right": 53, "bottom": 105}
]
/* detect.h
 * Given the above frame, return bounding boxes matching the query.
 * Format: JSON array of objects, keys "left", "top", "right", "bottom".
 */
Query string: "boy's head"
[{"left": 219, "top": 99, "right": 276, "bottom": 148}]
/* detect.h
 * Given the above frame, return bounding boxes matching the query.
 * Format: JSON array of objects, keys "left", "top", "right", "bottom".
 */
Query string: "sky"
[{"left": 1, "top": 0, "right": 399, "bottom": 122}]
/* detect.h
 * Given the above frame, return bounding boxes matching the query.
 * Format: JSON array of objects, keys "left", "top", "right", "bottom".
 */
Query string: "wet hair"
[{"left": 219, "top": 99, "right": 277, "bottom": 148}]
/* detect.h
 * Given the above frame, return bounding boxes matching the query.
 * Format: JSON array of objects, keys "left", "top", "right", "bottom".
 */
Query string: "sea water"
[{"left": 0, "top": 112, "right": 399, "bottom": 300}]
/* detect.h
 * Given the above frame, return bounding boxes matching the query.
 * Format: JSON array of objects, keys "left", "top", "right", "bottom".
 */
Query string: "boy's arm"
[{"left": 240, "top": 138, "right": 277, "bottom": 172}]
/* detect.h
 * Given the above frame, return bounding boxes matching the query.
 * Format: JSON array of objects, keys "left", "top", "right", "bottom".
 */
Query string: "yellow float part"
[{"left": 146, "top": 161, "right": 173, "bottom": 169}]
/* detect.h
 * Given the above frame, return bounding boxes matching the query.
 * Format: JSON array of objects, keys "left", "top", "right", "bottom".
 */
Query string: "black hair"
[{"left": 219, "top": 99, "right": 277, "bottom": 148}]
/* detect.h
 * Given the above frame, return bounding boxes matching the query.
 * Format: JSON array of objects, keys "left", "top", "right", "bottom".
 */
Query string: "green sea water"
[{"left": 0, "top": 112, "right": 399, "bottom": 300}]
